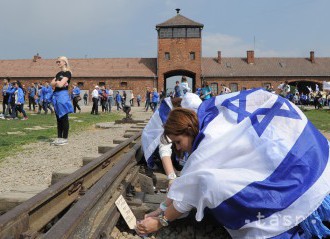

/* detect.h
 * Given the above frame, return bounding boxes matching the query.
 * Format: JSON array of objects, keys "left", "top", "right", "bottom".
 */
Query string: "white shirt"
[
  {"left": 159, "top": 141, "right": 172, "bottom": 159},
  {"left": 92, "top": 89, "right": 99, "bottom": 98}
]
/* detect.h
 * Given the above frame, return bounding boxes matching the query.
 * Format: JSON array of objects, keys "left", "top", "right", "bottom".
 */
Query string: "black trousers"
[
  {"left": 56, "top": 114, "right": 69, "bottom": 139},
  {"left": 2, "top": 95, "right": 9, "bottom": 115},
  {"left": 73, "top": 98, "right": 81, "bottom": 113},
  {"left": 16, "top": 104, "right": 27, "bottom": 117},
  {"left": 28, "top": 96, "right": 36, "bottom": 110},
  {"left": 91, "top": 98, "right": 98, "bottom": 114}
]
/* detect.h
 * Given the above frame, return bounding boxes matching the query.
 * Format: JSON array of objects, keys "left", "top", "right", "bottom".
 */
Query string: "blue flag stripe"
[
  {"left": 210, "top": 121, "right": 329, "bottom": 230},
  {"left": 192, "top": 97, "right": 218, "bottom": 152},
  {"left": 158, "top": 100, "right": 171, "bottom": 124}
]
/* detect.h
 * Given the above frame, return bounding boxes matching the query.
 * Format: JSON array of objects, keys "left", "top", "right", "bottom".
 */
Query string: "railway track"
[{"left": 0, "top": 131, "right": 144, "bottom": 239}]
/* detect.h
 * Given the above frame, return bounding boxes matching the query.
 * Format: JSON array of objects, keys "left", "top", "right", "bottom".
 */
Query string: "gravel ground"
[
  {"left": 112, "top": 213, "right": 231, "bottom": 239},
  {"left": 0, "top": 106, "right": 152, "bottom": 193}
]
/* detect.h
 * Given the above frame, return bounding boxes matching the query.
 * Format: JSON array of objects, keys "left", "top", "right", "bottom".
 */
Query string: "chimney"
[
  {"left": 247, "top": 50, "right": 255, "bottom": 64},
  {"left": 310, "top": 51, "right": 315, "bottom": 63},
  {"left": 33, "top": 53, "right": 41, "bottom": 62},
  {"left": 217, "top": 51, "right": 221, "bottom": 64}
]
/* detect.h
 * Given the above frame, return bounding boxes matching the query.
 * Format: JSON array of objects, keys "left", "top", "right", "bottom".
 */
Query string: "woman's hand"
[
  {"left": 136, "top": 217, "right": 162, "bottom": 234},
  {"left": 144, "top": 208, "right": 162, "bottom": 219}
]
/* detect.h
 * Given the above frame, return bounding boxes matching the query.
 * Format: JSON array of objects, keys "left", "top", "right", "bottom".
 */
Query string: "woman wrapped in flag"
[
  {"left": 137, "top": 89, "right": 330, "bottom": 238},
  {"left": 142, "top": 92, "right": 202, "bottom": 188}
]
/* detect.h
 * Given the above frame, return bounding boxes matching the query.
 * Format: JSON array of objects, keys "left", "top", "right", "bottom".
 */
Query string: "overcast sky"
[{"left": 0, "top": 0, "right": 328, "bottom": 60}]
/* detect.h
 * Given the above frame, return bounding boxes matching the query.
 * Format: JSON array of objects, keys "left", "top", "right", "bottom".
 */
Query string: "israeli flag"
[
  {"left": 168, "top": 89, "right": 330, "bottom": 238},
  {"left": 142, "top": 93, "right": 202, "bottom": 168}
]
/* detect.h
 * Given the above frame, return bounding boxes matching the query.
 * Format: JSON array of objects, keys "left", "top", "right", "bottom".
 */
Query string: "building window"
[
  {"left": 229, "top": 83, "right": 238, "bottom": 92},
  {"left": 99, "top": 82, "right": 105, "bottom": 87},
  {"left": 120, "top": 82, "right": 128, "bottom": 87},
  {"left": 173, "top": 28, "right": 186, "bottom": 38},
  {"left": 78, "top": 82, "right": 84, "bottom": 88},
  {"left": 190, "top": 52, "right": 196, "bottom": 60},
  {"left": 187, "top": 28, "right": 200, "bottom": 38},
  {"left": 165, "top": 52, "right": 170, "bottom": 60},
  {"left": 210, "top": 83, "right": 218, "bottom": 95},
  {"left": 159, "top": 28, "right": 173, "bottom": 38}
]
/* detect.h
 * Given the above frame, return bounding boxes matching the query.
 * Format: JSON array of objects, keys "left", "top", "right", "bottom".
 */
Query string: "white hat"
[
  {"left": 181, "top": 92, "right": 202, "bottom": 113},
  {"left": 95, "top": 85, "right": 99, "bottom": 88}
]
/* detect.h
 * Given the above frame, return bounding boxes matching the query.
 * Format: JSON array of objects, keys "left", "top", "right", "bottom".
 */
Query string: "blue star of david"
[{"left": 221, "top": 89, "right": 302, "bottom": 136}]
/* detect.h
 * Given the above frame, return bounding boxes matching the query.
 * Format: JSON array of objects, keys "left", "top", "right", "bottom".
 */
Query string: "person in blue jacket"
[
  {"left": 71, "top": 83, "right": 81, "bottom": 113},
  {"left": 115, "top": 91, "right": 122, "bottom": 111},
  {"left": 37, "top": 83, "right": 44, "bottom": 114},
  {"left": 8, "top": 81, "right": 28, "bottom": 120},
  {"left": 27, "top": 83, "right": 37, "bottom": 111},
  {"left": 42, "top": 81, "right": 54, "bottom": 114},
  {"left": 50, "top": 56, "right": 74, "bottom": 146},
  {"left": 151, "top": 88, "right": 159, "bottom": 112},
  {"left": 6, "top": 81, "right": 16, "bottom": 119}
]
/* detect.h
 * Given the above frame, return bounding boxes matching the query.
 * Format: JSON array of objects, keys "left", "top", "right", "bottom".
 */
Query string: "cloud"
[{"left": 202, "top": 33, "right": 299, "bottom": 57}]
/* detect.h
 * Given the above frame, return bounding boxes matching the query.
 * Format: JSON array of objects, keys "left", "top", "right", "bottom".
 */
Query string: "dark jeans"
[
  {"left": 73, "top": 98, "right": 81, "bottom": 113},
  {"left": 83, "top": 97, "right": 88, "bottom": 105},
  {"left": 151, "top": 102, "right": 157, "bottom": 112},
  {"left": 2, "top": 95, "right": 9, "bottom": 115},
  {"left": 28, "top": 96, "right": 36, "bottom": 111},
  {"left": 43, "top": 101, "right": 54, "bottom": 114},
  {"left": 9, "top": 101, "right": 17, "bottom": 118},
  {"left": 130, "top": 98, "right": 134, "bottom": 106},
  {"left": 145, "top": 99, "right": 151, "bottom": 111},
  {"left": 101, "top": 99, "right": 107, "bottom": 112},
  {"left": 91, "top": 98, "right": 99, "bottom": 114},
  {"left": 16, "top": 104, "right": 27, "bottom": 117},
  {"left": 116, "top": 101, "right": 122, "bottom": 111},
  {"left": 137, "top": 100, "right": 141, "bottom": 107},
  {"left": 56, "top": 114, "right": 69, "bottom": 139}
]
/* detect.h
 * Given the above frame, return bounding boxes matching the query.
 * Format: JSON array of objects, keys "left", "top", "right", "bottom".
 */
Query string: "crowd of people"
[
  {"left": 90, "top": 87, "right": 140, "bottom": 114},
  {"left": 277, "top": 81, "right": 330, "bottom": 109}
]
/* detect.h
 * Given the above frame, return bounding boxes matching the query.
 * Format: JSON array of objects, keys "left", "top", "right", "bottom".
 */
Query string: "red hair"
[{"left": 162, "top": 108, "right": 199, "bottom": 142}]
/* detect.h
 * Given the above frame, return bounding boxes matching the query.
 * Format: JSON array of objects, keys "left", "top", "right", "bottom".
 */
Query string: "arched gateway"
[{"left": 156, "top": 9, "right": 203, "bottom": 93}]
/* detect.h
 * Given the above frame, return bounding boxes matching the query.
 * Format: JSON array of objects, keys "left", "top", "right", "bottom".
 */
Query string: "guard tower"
[{"left": 156, "top": 9, "right": 204, "bottom": 92}]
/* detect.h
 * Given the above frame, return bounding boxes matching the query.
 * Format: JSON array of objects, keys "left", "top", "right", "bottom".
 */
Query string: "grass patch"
[
  {"left": 303, "top": 109, "right": 330, "bottom": 132},
  {"left": 0, "top": 112, "right": 122, "bottom": 161}
]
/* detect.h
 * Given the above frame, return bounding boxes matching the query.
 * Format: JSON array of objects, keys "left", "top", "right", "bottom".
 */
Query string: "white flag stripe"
[
  {"left": 228, "top": 142, "right": 330, "bottom": 239},
  {"left": 142, "top": 111, "right": 163, "bottom": 161}
]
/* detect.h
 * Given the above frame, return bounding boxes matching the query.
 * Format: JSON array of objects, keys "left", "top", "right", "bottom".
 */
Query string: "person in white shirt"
[
  {"left": 91, "top": 85, "right": 99, "bottom": 115},
  {"left": 180, "top": 76, "right": 191, "bottom": 95}
]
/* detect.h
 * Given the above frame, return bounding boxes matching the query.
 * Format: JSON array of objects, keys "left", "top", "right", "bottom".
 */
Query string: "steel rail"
[
  {"left": 43, "top": 143, "right": 142, "bottom": 238},
  {"left": 0, "top": 131, "right": 142, "bottom": 239}
]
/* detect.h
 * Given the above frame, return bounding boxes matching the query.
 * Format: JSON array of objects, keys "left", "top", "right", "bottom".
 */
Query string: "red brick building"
[{"left": 1, "top": 10, "right": 330, "bottom": 100}]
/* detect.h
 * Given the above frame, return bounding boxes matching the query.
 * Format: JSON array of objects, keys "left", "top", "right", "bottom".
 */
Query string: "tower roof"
[{"left": 156, "top": 11, "right": 203, "bottom": 28}]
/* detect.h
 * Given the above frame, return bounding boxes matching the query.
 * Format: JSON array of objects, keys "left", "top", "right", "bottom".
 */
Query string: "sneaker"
[
  {"left": 54, "top": 138, "right": 68, "bottom": 146},
  {"left": 50, "top": 138, "right": 60, "bottom": 145},
  {"left": 21, "top": 117, "right": 28, "bottom": 120}
]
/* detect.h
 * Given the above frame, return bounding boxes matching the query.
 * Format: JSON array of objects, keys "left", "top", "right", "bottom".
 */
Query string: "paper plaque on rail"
[{"left": 115, "top": 195, "right": 137, "bottom": 229}]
